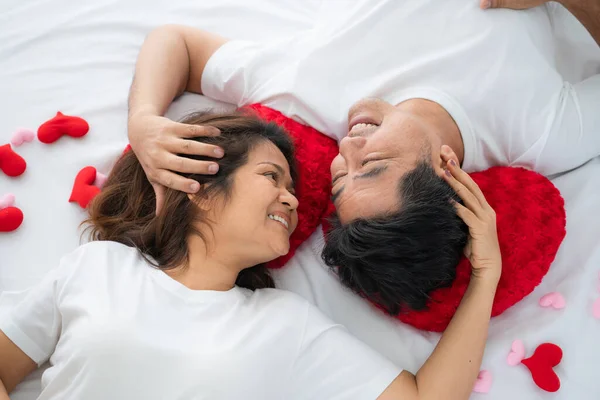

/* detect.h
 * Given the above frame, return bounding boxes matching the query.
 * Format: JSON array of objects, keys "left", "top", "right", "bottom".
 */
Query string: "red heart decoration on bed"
[
  {"left": 0, "top": 206, "right": 24, "bottom": 232},
  {"left": 69, "top": 166, "right": 101, "bottom": 209},
  {"left": 37, "top": 111, "right": 89, "bottom": 144},
  {"left": 0, "top": 144, "right": 27, "bottom": 177},
  {"left": 244, "top": 104, "right": 339, "bottom": 268},
  {"left": 521, "top": 343, "right": 562, "bottom": 392}
]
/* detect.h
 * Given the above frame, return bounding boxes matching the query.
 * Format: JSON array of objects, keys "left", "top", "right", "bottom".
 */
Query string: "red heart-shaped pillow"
[
  {"left": 393, "top": 167, "right": 566, "bottom": 331},
  {"left": 38, "top": 112, "right": 89, "bottom": 144},
  {"left": 522, "top": 343, "right": 563, "bottom": 392},
  {"left": 0, "top": 144, "right": 27, "bottom": 177},
  {"left": 244, "top": 105, "right": 339, "bottom": 268},
  {"left": 0, "top": 206, "right": 24, "bottom": 232},
  {"left": 69, "top": 166, "right": 101, "bottom": 209}
]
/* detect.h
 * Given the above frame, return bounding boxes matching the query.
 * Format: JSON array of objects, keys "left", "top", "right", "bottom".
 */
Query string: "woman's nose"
[{"left": 281, "top": 190, "right": 299, "bottom": 211}]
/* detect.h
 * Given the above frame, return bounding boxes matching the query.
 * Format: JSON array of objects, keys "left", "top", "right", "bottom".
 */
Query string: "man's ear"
[{"left": 439, "top": 144, "right": 460, "bottom": 168}]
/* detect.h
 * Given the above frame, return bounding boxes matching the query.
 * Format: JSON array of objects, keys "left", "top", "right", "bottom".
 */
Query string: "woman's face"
[{"left": 207, "top": 141, "right": 299, "bottom": 265}]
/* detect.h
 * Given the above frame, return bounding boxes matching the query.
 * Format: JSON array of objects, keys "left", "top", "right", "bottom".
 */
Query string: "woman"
[{"left": 0, "top": 111, "right": 501, "bottom": 400}]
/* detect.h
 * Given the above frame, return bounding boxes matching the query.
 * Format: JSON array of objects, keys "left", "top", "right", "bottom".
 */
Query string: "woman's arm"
[
  {"left": 0, "top": 331, "right": 38, "bottom": 397},
  {"left": 379, "top": 153, "right": 502, "bottom": 400}
]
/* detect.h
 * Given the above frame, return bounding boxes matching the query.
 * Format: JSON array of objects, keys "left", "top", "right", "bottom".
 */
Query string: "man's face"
[{"left": 331, "top": 98, "right": 433, "bottom": 223}]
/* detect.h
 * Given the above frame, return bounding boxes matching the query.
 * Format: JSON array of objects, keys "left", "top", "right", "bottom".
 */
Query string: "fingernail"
[
  {"left": 211, "top": 128, "right": 221, "bottom": 136},
  {"left": 445, "top": 169, "right": 452, "bottom": 177},
  {"left": 449, "top": 159, "right": 457, "bottom": 167},
  {"left": 214, "top": 148, "right": 224, "bottom": 157},
  {"left": 208, "top": 164, "right": 219, "bottom": 174},
  {"left": 482, "top": 0, "right": 491, "bottom": 9},
  {"left": 190, "top": 182, "right": 200, "bottom": 192}
]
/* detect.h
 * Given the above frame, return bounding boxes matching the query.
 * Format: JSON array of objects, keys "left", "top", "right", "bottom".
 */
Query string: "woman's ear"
[{"left": 187, "top": 188, "right": 212, "bottom": 211}]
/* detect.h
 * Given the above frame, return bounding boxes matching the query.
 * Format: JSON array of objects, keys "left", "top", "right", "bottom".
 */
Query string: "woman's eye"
[{"left": 265, "top": 172, "right": 278, "bottom": 181}]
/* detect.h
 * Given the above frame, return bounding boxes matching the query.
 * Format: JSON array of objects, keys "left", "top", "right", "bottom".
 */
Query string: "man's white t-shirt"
[
  {"left": 201, "top": 0, "right": 600, "bottom": 176},
  {"left": 0, "top": 241, "right": 400, "bottom": 400}
]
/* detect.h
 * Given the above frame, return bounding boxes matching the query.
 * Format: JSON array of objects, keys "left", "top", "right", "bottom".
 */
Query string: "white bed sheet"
[{"left": 1, "top": 1, "right": 599, "bottom": 399}]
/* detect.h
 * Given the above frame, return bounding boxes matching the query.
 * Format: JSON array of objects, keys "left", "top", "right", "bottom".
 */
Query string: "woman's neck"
[{"left": 165, "top": 235, "right": 241, "bottom": 291}]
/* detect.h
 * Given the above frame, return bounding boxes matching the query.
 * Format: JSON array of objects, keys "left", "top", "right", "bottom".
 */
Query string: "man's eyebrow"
[
  {"left": 331, "top": 165, "right": 388, "bottom": 203},
  {"left": 258, "top": 161, "right": 295, "bottom": 190}
]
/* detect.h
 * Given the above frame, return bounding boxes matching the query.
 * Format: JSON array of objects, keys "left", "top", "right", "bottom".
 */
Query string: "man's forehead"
[{"left": 336, "top": 181, "right": 399, "bottom": 223}]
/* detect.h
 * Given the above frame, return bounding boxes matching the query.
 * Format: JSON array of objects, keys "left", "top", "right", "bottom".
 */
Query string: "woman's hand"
[
  {"left": 442, "top": 156, "right": 502, "bottom": 284},
  {"left": 479, "top": 0, "right": 549, "bottom": 9},
  {"left": 127, "top": 112, "right": 223, "bottom": 213}
]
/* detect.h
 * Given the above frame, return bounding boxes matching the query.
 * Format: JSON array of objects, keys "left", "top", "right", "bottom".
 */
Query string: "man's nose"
[{"left": 339, "top": 135, "right": 366, "bottom": 159}]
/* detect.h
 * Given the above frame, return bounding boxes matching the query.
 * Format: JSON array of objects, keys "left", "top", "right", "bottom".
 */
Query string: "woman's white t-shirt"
[{"left": 0, "top": 241, "right": 400, "bottom": 400}]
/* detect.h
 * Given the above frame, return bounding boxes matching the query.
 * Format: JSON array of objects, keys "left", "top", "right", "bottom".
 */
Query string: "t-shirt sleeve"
[
  {"left": 514, "top": 74, "right": 600, "bottom": 176},
  {"left": 201, "top": 39, "right": 297, "bottom": 108},
  {"left": 0, "top": 254, "right": 76, "bottom": 366},
  {"left": 289, "top": 303, "right": 401, "bottom": 400}
]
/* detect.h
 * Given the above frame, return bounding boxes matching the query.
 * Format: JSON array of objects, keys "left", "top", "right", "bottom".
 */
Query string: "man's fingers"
[
  {"left": 483, "top": 0, "right": 546, "bottom": 9},
  {"left": 170, "top": 138, "right": 224, "bottom": 158},
  {"left": 152, "top": 183, "right": 166, "bottom": 216},
  {"left": 175, "top": 122, "right": 220, "bottom": 138},
  {"left": 163, "top": 153, "right": 220, "bottom": 175},
  {"left": 155, "top": 170, "right": 201, "bottom": 194}
]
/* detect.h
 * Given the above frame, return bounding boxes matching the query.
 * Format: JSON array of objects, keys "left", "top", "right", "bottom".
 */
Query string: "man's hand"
[
  {"left": 480, "top": 0, "right": 548, "bottom": 9},
  {"left": 127, "top": 112, "right": 223, "bottom": 214}
]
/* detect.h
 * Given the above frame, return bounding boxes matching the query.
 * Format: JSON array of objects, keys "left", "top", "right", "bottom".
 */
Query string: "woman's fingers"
[
  {"left": 445, "top": 158, "right": 492, "bottom": 211},
  {"left": 442, "top": 164, "right": 482, "bottom": 216},
  {"left": 453, "top": 201, "right": 479, "bottom": 228}
]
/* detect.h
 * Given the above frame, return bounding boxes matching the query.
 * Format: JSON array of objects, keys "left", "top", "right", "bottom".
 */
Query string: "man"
[{"left": 128, "top": 0, "right": 599, "bottom": 314}]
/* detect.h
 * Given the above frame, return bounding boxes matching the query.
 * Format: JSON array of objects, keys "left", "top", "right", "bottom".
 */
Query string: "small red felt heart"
[
  {"left": 69, "top": 166, "right": 101, "bottom": 209},
  {"left": 0, "top": 144, "right": 26, "bottom": 177},
  {"left": 0, "top": 206, "right": 24, "bottom": 232},
  {"left": 521, "top": 343, "right": 562, "bottom": 392},
  {"left": 38, "top": 112, "right": 89, "bottom": 144}
]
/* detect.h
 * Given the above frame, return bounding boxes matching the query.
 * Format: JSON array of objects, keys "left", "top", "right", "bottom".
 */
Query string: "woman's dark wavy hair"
[{"left": 84, "top": 110, "right": 297, "bottom": 291}]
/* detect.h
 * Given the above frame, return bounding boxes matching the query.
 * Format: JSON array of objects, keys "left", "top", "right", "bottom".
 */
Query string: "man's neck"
[{"left": 398, "top": 98, "right": 465, "bottom": 164}]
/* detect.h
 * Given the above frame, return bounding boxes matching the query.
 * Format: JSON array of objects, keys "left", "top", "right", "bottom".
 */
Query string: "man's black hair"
[{"left": 321, "top": 161, "right": 468, "bottom": 314}]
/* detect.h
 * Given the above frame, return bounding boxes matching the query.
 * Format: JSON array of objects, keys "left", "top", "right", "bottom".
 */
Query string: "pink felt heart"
[
  {"left": 507, "top": 339, "right": 526, "bottom": 366},
  {"left": 94, "top": 172, "right": 107, "bottom": 189},
  {"left": 473, "top": 370, "right": 492, "bottom": 393},
  {"left": 593, "top": 298, "right": 600, "bottom": 319},
  {"left": 10, "top": 128, "right": 35, "bottom": 147},
  {"left": 0, "top": 193, "right": 15, "bottom": 210},
  {"left": 539, "top": 292, "right": 566, "bottom": 309}
]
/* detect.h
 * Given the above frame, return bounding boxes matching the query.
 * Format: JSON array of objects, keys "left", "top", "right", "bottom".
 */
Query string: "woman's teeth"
[{"left": 268, "top": 214, "right": 289, "bottom": 229}]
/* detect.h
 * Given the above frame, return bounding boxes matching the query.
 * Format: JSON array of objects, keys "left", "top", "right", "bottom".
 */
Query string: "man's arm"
[
  {"left": 127, "top": 25, "right": 228, "bottom": 212},
  {"left": 128, "top": 24, "right": 228, "bottom": 119},
  {"left": 558, "top": 0, "right": 600, "bottom": 46},
  {"left": 484, "top": 0, "right": 600, "bottom": 46}
]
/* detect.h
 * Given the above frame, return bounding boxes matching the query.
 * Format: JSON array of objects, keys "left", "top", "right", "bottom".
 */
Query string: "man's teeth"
[
  {"left": 350, "top": 122, "right": 378, "bottom": 133},
  {"left": 268, "top": 214, "right": 289, "bottom": 229}
]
